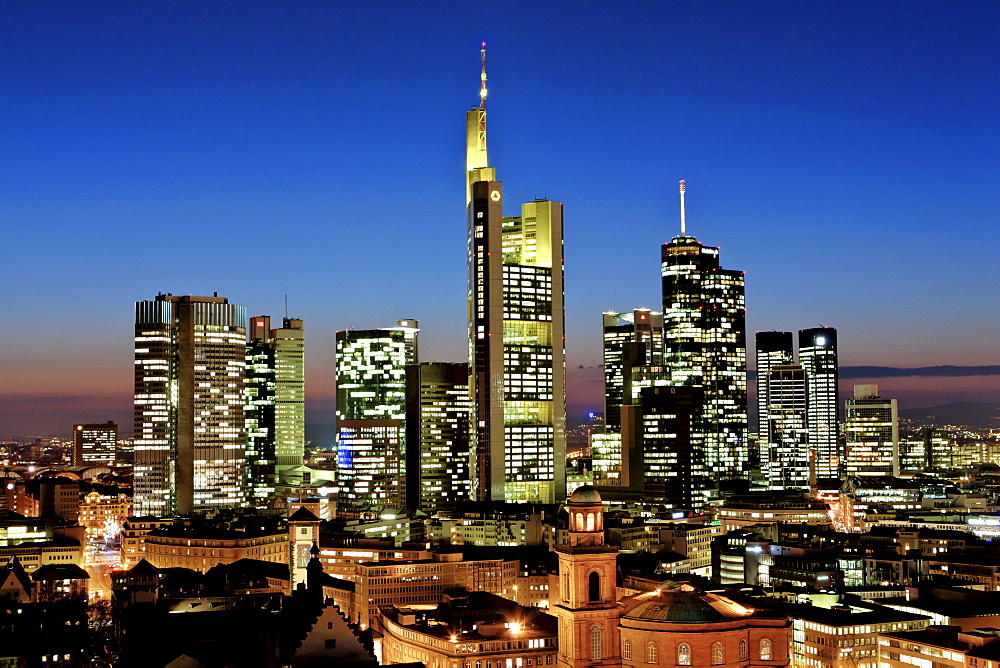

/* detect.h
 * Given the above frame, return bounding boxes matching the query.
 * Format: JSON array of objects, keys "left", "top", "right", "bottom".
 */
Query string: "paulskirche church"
[{"left": 553, "top": 485, "right": 792, "bottom": 667}]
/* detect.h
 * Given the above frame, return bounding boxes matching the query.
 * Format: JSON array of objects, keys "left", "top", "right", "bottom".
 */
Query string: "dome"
[
  {"left": 567, "top": 485, "right": 602, "bottom": 505},
  {"left": 622, "top": 587, "right": 757, "bottom": 624}
]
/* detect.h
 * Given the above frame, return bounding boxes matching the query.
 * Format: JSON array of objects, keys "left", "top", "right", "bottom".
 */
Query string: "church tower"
[
  {"left": 554, "top": 485, "right": 620, "bottom": 666},
  {"left": 288, "top": 506, "right": 320, "bottom": 593}
]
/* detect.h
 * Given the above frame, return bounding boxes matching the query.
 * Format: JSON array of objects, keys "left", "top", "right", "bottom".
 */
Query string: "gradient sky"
[{"left": 2, "top": 1, "right": 998, "bottom": 436}]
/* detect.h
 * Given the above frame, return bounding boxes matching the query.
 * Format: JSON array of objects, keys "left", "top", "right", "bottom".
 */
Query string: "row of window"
[{"left": 600, "top": 632, "right": 774, "bottom": 664}]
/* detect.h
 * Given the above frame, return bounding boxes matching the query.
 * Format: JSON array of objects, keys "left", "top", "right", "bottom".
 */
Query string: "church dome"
[
  {"left": 567, "top": 485, "right": 602, "bottom": 505},
  {"left": 622, "top": 586, "right": 758, "bottom": 624}
]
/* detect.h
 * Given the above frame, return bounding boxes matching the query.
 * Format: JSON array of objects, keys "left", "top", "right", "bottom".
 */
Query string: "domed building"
[{"left": 555, "top": 486, "right": 791, "bottom": 667}]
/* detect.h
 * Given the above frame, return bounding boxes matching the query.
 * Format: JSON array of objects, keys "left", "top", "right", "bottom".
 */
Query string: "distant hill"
[
  {"left": 748, "top": 365, "right": 1000, "bottom": 380},
  {"left": 899, "top": 402, "right": 1000, "bottom": 429},
  {"left": 842, "top": 365, "right": 1000, "bottom": 379}
]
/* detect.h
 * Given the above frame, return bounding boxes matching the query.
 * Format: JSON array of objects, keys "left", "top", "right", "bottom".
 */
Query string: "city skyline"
[{"left": 3, "top": 2, "right": 999, "bottom": 435}]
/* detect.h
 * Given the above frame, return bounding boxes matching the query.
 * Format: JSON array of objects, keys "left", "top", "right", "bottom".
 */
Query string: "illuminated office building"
[
  {"left": 602, "top": 309, "right": 662, "bottom": 433},
  {"left": 73, "top": 421, "right": 117, "bottom": 466},
  {"left": 754, "top": 331, "right": 793, "bottom": 442},
  {"left": 466, "top": 44, "right": 566, "bottom": 503},
  {"left": 245, "top": 315, "right": 305, "bottom": 505},
  {"left": 134, "top": 293, "right": 247, "bottom": 516},
  {"left": 799, "top": 327, "right": 839, "bottom": 478},
  {"left": 639, "top": 385, "right": 703, "bottom": 509},
  {"left": 336, "top": 321, "right": 418, "bottom": 508},
  {"left": 660, "top": 182, "right": 747, "bottom": 507},
  {"left": 843, "top": 384, "right": 899, "bottom": 477},
  {"left": 761, "top": 364, "right": 809, "bottom": 489},
  {"left": 404, "top": 362, "right": 471, "bottom": 511}
]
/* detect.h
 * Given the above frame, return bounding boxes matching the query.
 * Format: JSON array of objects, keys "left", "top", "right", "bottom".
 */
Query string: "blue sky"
[{"left": 2, "top": 1, "right": 998, "bottom": 434}]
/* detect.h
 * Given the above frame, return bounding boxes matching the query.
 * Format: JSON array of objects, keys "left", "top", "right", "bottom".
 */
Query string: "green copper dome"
[{"left": 568, "top": 485, "right": 602, "bottom": 505}]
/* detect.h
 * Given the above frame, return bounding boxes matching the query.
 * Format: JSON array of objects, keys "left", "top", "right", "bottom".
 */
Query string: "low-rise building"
[
  {"left": 716, "top": 491, "right": 830, "bottom": 532},
  {"left": 878, "top": 625, "right": 1000, "bottom": 668},
  {"left": 754, "top": 593, "right": 931, "bottom": 668},
  {"left": 377, "top": 591, "right": 558, "bottom": 667},
  {"left": 350, "top": 550, "right": 518, "bottom": 627},
  {"left": 79, "top": 491, "right": 131, "bottom": 540},
  {"left": 139, "top": 525, "right": 288, "bottom": 572}
]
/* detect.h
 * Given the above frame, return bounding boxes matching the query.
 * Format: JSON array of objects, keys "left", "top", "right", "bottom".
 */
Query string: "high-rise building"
[
  {"left": 73, "top": 421, "right": 117, "bottom": 466},
  {"left": 798, "top": 327, "right": 839, "bottom": 478},
  {"left": 761, "top": 364, "right": 809, "bottom": 489},
  {"left": 335, "top": 321, "right": 417, "bottom": 508},
  {"left": 638, "top": 385, "right": 703, "bottom": 509},
  {"left": 246, "top": 315, "right": 305, "bottom": 505},
  {"left": 660, "top": 182, "right": 748, "bottom": 507},
  {"left": 754, "top": 331, "right": 793, "bottom": 442},
  {"left": 466, "top": 44, "right": 566, "bottom": 503},
  {"left": 404, "top": 362, "right": 471, "bottom": 511},
  {"left": 602, "top": 309, "right": 663, "bottom": 433},
  {"left": 843, "top": 384, "right": 898, "bottom": 477},
  {"left": 134, "top": 293, "right": 247, "bottom": 516}
]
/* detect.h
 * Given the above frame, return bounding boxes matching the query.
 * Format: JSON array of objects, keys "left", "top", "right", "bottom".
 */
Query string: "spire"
[
  {"left": 479, "top": 41, "right": 488, "bottom": 109},
  {"left": 679, "top": 180, "right": 687, "bottom": 236},
  {"left": 466, "top": 42, "right": 496, "bottom": 204}
]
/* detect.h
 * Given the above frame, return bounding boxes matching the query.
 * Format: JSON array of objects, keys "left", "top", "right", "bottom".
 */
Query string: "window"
[
  {"left": 712, "top": 641, "right": 723, "bottom": 665},
  {"left": 760, "top": 638, "right": 773, "bottom": 661},
  {"left": 623, "top": 638, "right": 632, "bottom": 660},
  {"left": 589, "top": 571, "right": 601, "bottom": 602},
  {"left": 676, "top": 642, "right": 689, "bottom": 665},
  {"left": 647, "top": 641, "right": 659, "bottom": 664},
  {"left": 740, "top": 639, "right": 748, "bottom": 661},
  {"left": 590, "top": 625, "right": 602, "bottom": 659}
]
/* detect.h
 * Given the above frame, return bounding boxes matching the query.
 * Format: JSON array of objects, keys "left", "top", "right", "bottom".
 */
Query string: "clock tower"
[{"left": 554, "top": 485, "right": 620, "bottom": 667}]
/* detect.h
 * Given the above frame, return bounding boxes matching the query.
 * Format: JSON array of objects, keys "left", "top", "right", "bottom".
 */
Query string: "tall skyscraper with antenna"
[
  {"left": 660, "top": 181, "right": 747, "bottom": 508},
  {"left": 467, "top": 44, "right": 566, "bottom": 503}
]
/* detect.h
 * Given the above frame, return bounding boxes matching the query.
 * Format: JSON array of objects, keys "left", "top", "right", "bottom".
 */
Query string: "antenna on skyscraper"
[
  {"left": 479, "top": 42, "right": 488, "bottom": 109},
  {"left": 284, "top": 294, "right": 288, "bottom": 319},
  {"left": 679, "top": 180, "right": 687, "bottom": 236}
]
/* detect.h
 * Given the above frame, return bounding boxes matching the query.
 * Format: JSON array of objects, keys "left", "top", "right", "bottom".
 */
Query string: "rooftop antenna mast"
[
  {"left": 284, "top": 294, "right": 288, "bottom": 320},
  {"left": 479, "top": 41, "right": 488, "bottom": 109},
  {"left": 679, "top": 180, "right": 687, "bottom": 236}
]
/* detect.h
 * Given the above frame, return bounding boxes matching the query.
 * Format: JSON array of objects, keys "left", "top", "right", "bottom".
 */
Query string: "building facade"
[
  {"left": 246, "top": 315, "right": 305, "bottom": 505},
  {"left": 467, "top": 47, "right": 566, "bottom": 504},
  {"left": 799, "top": 327, "right": 840, "bottom": 478},
  {"left": 134, "top": 293, "right": 247, "bottom": 516},
  {"left": 336, "top": 323, "right": 417, "bottom": 508},
  {"left": 762, "top": 364, "right": 809, "bottom": 489},
  {"left": 843, "top": 384, "right": 899, "bottom": 477},
  {"left": 72, "top": 421, "right": 117, "bottom": 466},
  {"left": 754, "top": 331, "right": 793, "bottom": 447},
  {"left": 660, "top": 183, "right": 747, "bottom": 508},
  {"left": 404, "top": 362, "right": 471, "bottom": 511},
  {"left": 603, "top": 309, "right": 663, "bottom": 433}
]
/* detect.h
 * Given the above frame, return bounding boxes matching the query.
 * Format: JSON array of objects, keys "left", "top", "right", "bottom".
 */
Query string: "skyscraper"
[
  {"left": 73, "top": 421, "right": 117, "bottom": 466},
  {"left": 134, "top": 293, "right": 247, "bottom": 516},
  {"left": 754, "top": 331, "right": 794, "bottom": 443},
  {"left": 335, "top": 321, "right": 417, "bottom": 508},
  {"left": 660, "top": 182, "right": 748, "bottom": 507},
  {"left": 602, "top": 309, "right": 663, "bottom": 433},
  {"left": 404, "top": 362, "right": 471, "bottom": 511},
  {"left": 843, "top": 384, "right": 899, "bottom": 477},
  {"left": 761, "top": 364, "right": 809, "bottom": 489},
  {"left": 467, "top": 44, "right": 566, "bottom": 503},
  {"left": 246, "top": 315, "right": 305, "bottom": 505},
  {"left": 799, "top": 327, "right": 839, "bottom": 478}
]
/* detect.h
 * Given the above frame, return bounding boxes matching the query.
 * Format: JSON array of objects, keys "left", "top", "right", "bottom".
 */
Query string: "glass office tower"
[
  {"left": 467, "top": 46, "right": 566, "bottom": 503},
  {"left": 660, "top": 197, "right": 748, "bottom": 508},
  {"left": 134, "top": 293, "right": 246, "bottom": 516}
]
